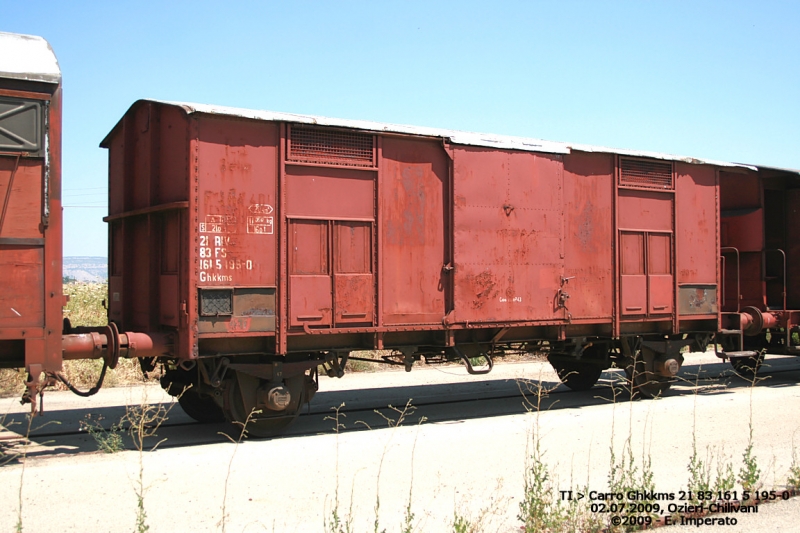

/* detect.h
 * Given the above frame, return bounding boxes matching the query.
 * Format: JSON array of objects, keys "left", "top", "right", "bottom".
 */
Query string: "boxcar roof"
[
  {"left": 0, "top": 32, "right": 61, "bottom": 84},
  {"left": 105, "top": 99, "right": 799, "bottom": 174}
]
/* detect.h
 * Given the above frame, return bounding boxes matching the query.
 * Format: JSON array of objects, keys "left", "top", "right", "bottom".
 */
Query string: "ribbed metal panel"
[
  {"left": 619, "top": 158, "right": 673, "bottom": 190},
  {"left": 288, "top": 125, "right": 375, "bottom": 167}
]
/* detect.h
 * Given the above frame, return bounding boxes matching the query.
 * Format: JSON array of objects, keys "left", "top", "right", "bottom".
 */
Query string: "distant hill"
[{"left": 64, "top": 256, "right": 108, "bottom": 282}]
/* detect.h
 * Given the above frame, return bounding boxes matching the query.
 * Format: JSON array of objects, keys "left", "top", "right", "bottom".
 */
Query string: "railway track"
[{"left": 2, "top": 357, "right": 799, "bottom": 458}]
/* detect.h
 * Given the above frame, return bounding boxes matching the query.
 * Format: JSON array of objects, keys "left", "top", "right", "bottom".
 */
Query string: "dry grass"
[
  {"left": 63, "top": 281, "right": 108, "bottom": 327},
  {"left": 0, "top": 282, "right": 156, "bottom": 398},
  {"left": 0, "top": 369, "right": 26, "bottom": 398}
]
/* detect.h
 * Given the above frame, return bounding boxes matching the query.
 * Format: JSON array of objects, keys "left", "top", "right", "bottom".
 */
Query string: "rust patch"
[
  {"left": 466, "top": 271, "right": 497, "bottom": 309},
  {"left": 400, "top": 167, "right": 427, "bottom": 245},
  {"left": 577, "top": 202, "right": 594, "bottom": 250},
  {"left": 334, "top": 274, "right": 374, "bottom": 323}
]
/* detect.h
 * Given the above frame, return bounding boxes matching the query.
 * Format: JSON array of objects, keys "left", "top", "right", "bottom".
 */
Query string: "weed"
[
  {"left": 738, "top": 440, "right": 762, "bottom": 492},
  {"left": 324, "top": 403, "right": 354, "bottom": 533},
  {"left": 351, "top": 398, "right": 426, "bottom": 533},
  {"left": 518, "top": 434, "right": 563, "bottom": 531},
  {"left": 607, "top": 434, "right": 657, "bottom": 530},
  {"left": 400, "top": 493, "right": 415, "bottom": 533},
  {"left": 788, "top": 444, "right": 800, "bottom": 490},
  {"left": 14, "top": 414, "right": 33, "bottom": 532},
  {"left": 604, "top": 364, "right": 661, "bottom": 531},
  {"left": 516, "top": 378, "right": 566, "bottom": 532},
  {"left": 565, "top": 482, "right": 605, "bottom": 533},
  {"left": 712, "top": 449, "right": 736, "bottom": 494},
  {"left": 399, "top": 414, "right": 426, "bottom": 533},
  {"left": 218, "top": 407, "right": 261, "bottom": 533},
  {"left": 450, "top": 477, "right": 510, "bottom": 533},
  {"left": 8, "top": 403, "right": 59, "bottom": 532},
  {"left": 686, "top": 375, "right": 711, "bottom": 504},
  {"left": 80, "top": 414, "right": 124, "bottom": 453},
  {"left": 451, "top": 479, "right": 512, "bottom": 533},
  {"left": 738, "top": 374, "right": 762, "bottom": 493},
  {"left": 355, "top": 399, "right": 421, "bottom": 533},
  {"left": 124, "top": 391, "right": 174, "bottom": 533},
  {"left": 452, "top": 512, "right": 472, "bottom": 533},
  {"left": 451, "top": 494, "right": 484, "bottom": 533},
  {"left": 467, "top": 356, "right": 485, "bottom": 368},
  {"left": 687, "top": 445, "right": 711, "bottom": 501},
  {"left": 684, "top": 372, "right": 736, "bottom": 500},
  {"left": 0, "top": 413, "right": 21, "bottom": 466}
]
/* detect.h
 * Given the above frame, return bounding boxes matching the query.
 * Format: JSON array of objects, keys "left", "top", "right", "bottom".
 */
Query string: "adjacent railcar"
[
  {"left": 717, "top": 167, "right": 800, "bottom": 370},
  {"left": 0, "top": 32, "right": 64, "bottom": 407}
]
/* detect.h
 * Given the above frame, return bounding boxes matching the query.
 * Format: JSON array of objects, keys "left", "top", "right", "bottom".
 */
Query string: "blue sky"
[{"left": 5, "top": 1, "right": 799, "bottom": 257}]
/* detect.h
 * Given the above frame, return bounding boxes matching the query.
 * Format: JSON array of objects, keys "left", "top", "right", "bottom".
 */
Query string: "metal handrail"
[
  {"left": 720, "top": 247, "right": 786, "bottom": 314},
  {"left": 720, "top": 247, "right": 740, "bottom": 313},
  {"left": 763, "top": 248, "right": 787, "bottom": 312}
]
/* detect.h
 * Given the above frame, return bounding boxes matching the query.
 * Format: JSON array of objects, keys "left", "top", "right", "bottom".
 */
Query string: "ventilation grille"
[
  {"left": 199, "top": 289, "right": 233, "bottom": 317},
  {"left": 288, "top": 125, "right": 375, "bottom": 167},
  {"left": 619, "top": 159, "right": 673, "bottom": 190}
]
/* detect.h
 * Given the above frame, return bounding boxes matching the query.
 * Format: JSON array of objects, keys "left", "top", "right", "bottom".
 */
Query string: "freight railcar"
[
  {"left": 3, "top": 32, "right": 800, "bottom": 436},
  {"left": 96, "top": 98, "right": 800, "bottom": 434},
  {"left": 0, "top": 32, "right": 64, "bottom": 404}
]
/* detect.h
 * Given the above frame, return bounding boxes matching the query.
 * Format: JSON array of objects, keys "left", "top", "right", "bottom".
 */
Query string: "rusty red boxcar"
[
  {"left": 93, "top": 98, "right": 798, "bottom": 435},
  {"left": 0, "top": 32, "right": 64, "bottom": 404}
]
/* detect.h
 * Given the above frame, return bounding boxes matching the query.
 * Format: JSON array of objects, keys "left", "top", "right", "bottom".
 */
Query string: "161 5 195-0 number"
[{"left": 678, "top": 490, "right": 790, "bottom": 501}]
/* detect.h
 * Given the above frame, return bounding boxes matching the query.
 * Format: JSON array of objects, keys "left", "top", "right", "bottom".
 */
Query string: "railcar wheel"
[
  {"left": 162, "top": 367, "right": 227, "bottom": 424},
  {"left": 224, "top": 371, "right": 307, "bottom": 438},
  {"left": 178, "top": 388, "right": 226, "bottom": 424},
  {"left": 551, "top": 361, "right": 602, "bottom": 391},
  {"left": 624, "top": 348, "right": 671, "bottom": 399},
  {"left": 730, "top": 352, "right": 764, "bottom": 381},
  {"left": 549, "top": 344, "right": 607, "bottom": 391}
]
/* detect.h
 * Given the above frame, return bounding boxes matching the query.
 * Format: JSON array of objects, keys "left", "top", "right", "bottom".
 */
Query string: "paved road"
[{"left": 1, "top": 354, "right": 799, "bottom": 532}]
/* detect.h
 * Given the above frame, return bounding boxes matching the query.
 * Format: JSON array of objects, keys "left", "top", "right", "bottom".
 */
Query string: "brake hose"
[{"left": 50, "top": 360, "right": 108, "bottom": 397}]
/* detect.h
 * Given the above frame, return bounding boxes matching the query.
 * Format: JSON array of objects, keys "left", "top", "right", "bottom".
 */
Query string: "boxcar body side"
[
  {"left": 0, "top": 33, "right": 63, "bottom": 397},
  {"left": 94, "top": 99, "right": 763, "bottom": 433}
]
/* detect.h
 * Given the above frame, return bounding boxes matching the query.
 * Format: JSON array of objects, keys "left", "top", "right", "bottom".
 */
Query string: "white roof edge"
[
  {"left": 141, "top": 99, "right": 768, "bottom": 170},
  {"left": 164, "top": 99, "right": 572, "bottom": 155},
  {"left": 0, "top": 32, "right": 61, "bottom": 84},
  {"left": 749, "top": 163, "right": 800, "bottom": 175},
  {"left": 567, "top": 142, "right": 757, "bottom": 171}
]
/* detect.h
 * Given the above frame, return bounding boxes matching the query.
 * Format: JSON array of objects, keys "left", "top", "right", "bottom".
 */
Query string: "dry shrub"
[
  {"left": 64, "top": 281, "right": 108, "bottom": 327},
  {"left": 0, "top": 368, "right": 27, "bottom": 398}
]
